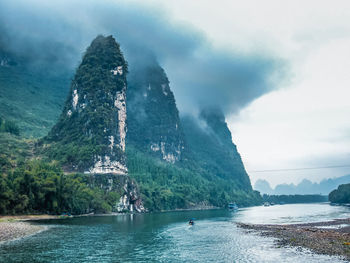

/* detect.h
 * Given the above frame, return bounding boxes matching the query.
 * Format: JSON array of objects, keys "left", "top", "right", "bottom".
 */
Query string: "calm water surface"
[{"left": 1, "top": 203, "right": 349, "bottom": 262}]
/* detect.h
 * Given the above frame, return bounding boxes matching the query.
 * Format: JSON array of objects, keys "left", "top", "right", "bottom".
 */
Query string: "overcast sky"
[
  {"left": 151, "top": 0, "right": 350, "bottom": 186},
  {"left": 2, "top": 0, "right": 349, "bottom": 187}
]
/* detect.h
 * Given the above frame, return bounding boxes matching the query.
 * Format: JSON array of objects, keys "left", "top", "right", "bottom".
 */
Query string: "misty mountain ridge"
[
  {"left": 127, "top": 57, "right": 185, "bottom": 164},
  {"left": 0, "top": 0, "right": 283, "bottom": 121},
  {"left": 0, "top": 41, "right": 71, "bottom": 137},
  {"left": 254, "top": 175, "right": 350, "bottom": 195},
  {"left": 0, "top": 0, "right": 282, "bottom": 141},
  {"left": 181, "top": 109, "right": 252, "bottom": 190},
  {"left": 0, "top": 34, "right": 262, "bottom": 213}
]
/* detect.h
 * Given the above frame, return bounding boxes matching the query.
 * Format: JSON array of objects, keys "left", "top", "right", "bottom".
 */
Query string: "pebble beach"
[
  {"left": 0, "top": 215, "right": 57, "bottom": 243},
  {"left": 0, "top": 221, "right": 45, "bottom": 243},
  {"left": 238, "top": 218, "right": 350, "bottom": 261}
]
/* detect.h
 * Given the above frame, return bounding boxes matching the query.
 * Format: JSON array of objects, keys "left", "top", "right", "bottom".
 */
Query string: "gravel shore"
[
  {"left": 0, "top": 222, "right": 46, "bottom": 243},
  {"left": 238, "top": 218, "right": 350, "bottom": 260}
]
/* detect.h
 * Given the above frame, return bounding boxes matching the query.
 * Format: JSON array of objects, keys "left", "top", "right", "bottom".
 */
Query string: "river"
[{"left": 1, "top": 203, "right": 349, "bottom": 262}]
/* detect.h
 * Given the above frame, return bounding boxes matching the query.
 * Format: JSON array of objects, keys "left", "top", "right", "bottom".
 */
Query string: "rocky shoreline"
[
  {"left": 0, "top": 221, "right": 46, "bottom": 243},
  {"left": 0, "top": 215, "right": 65, "bottom": 243},
  {"left": 238, "top": 218, "right": 350, "bottom": 260}
]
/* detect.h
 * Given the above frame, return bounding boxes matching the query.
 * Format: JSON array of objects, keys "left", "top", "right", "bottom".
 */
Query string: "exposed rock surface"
[
  {"left": 87, "top": 174, "right": 145, "bottom": 213},
  {"left": 38, "top": 35, "right": 145, "bottom": 213},
  {"left": 127, "top": 58, "right": 185, "bottom": 163},
  {"left": 42, "top": 35, "right": 128, "bottom": 174},
  {"left": 30, "top": 35, "right": 259, "bottom": 212},
  {"left": 127, "top": 58, "right": 260, "bottom": 208}
]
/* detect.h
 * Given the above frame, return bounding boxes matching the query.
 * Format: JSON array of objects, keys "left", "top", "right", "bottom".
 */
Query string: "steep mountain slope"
[
  {"left": 126, "top": 59, "right": 260, "bottom": 208},
  {"left": 1, "top": 34, "right": 261, "bottom": 212},
  {"left": 0, "top": 45, "right": 70, "bottom": 137},
  {"left": 35, "top": 35, "right": 145, "bottom": 213},
  {"left": 127, "top": 58, "right": 185, "bottom": 163},
  {"left": 181, "top": 109, "right": 253, "bottom": 191},
  {"left": 41, "top": 35, "right": 128, "bottom": 174}
]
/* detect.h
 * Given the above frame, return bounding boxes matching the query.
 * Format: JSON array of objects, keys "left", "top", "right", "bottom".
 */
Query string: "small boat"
[
  {"left": 228, "top": 202, "right": 238, "bottom": 211},
  {"left": 59, "top": 212, "right": 73, "bottom": 219},
  {"left": 189, "top": 218, "right": 195, "bottom": 225}
]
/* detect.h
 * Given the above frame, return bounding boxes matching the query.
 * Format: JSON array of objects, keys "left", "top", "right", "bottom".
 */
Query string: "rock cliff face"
[
  {"left": 1, "top": 25, "right": 262, "bottom": 211},
  {"left": 29, "top": 35, "right": 259, "bottom": 210},
  {"left": 40, "top": 35, "right": 145, "bottom": 212},
  {"left": 87, "top": 174, "right": 145, "bottom": 213},
  {"left": 43, "top": 35, "right": 128, "bottom": 174},
  {"left": 127, "top": 59, "right": 185, "bottom": 163}
]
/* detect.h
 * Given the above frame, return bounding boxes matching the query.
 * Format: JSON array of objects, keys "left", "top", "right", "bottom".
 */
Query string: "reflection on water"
[
  {"left": 235, "top": 203, "right": 350, "bottom": 224},
  {"left": 0, "top": 203, "right": 348, "bottom": 262}
]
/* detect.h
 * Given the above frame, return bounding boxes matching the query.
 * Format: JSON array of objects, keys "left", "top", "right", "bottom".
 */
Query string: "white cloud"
[
  {"left": 228, "top": 37, "right": 350, "bottom": 185},
  {"left": 155, "top": 0, "right": 350, "bottom": 185},
  {"left": 4, "top": 0, "right": 349, "bottom": 186}
]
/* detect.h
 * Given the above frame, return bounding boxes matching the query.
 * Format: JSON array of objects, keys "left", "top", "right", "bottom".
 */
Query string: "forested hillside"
[
  {"left": 0, "top": 45, "right": 70, "bottom": 137},
  {"left": 0, "top": 34, "right": 262, "bottom": 214},
  {"left": 329, "top": 184, "right": 350, "bottom": 204}
]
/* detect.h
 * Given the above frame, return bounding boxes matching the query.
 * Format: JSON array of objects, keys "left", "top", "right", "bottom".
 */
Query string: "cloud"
[
  {"left": 166, "top": 47, "right": 284, "bottom": 115},
  {"left": 0, "top": 0, "right": 284, "bottom": 115}
]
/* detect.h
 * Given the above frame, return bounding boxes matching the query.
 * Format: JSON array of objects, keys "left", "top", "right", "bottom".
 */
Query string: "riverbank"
[
  {"left": 238, "top": 218, "right": 350, "bottom": 260},
  {"left": 0, "top": 221, "right": 46, "bottom": 243},
  {"left": 0, "top": 215, "right": 69, "bottom": 243},
  {"left": 0, "top": 214, "right": 60, "bottom": 222}
]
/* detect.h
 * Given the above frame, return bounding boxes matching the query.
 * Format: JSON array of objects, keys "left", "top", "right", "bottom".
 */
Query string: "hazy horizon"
[{"left": 1, "top": 0, "right": 349, "bottom": 186}]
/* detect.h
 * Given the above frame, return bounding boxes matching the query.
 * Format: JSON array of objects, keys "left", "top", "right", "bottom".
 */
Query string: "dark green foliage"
[
  {"left": 329, "top": 184, "right": 350, "bottom": 203},
  {"left": 1, "top": 35, "right": 261, "bottom": 213},
  {"left": 0, "top": 133, "right": 32, "bottom": 175},
  {"left": 0, "top": 134, "right": 121, "bottom": 215},
  {"left": 0, "top": 65, "right": 70, "bottom": 138},
  {"left": 262, "top": 194, "right": 328, "bottom": 204},
  {"left": 0, "top": 117, "right": 20, "bottom": 135},
  {"left": 40, "top": 35, "right": 128, "bottom": 172},
  {"left": 0, "top": 160, "right": 121, "bottom": 215},
  {"left": 127, "top": 146, "right": 262, "bottom": 211},
  {"left": 181, "top": 111, "right": 252, "bottom": 191},
  {"left": 127, "top": 60, "right": 260, "bottom": 210}
]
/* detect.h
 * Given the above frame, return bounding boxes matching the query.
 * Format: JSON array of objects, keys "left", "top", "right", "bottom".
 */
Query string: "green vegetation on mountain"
[
  {"left": 39, "top": 35, "right": 128, "bottom": 172},
  {"left": 0, "top": 117, "right": 20, "bottom": 136},
  {"left": 0, "top": 62, "right": 70, "bottom": 138},
  {"left": 0, "top": 161, "right": 122, "bottom": 215},
  {"left": 0, "top": 133, "right": 32, "bottom": 175},
  {"left": 329, "top": 184, "right": 350, "bottom": 204},
  {"left": 0, "top": 34, "right": 262, "bottom": 214},
  {"left": 127, "top": 59, "right": 261, "bottom": 209},
  {"left": 0, "top": 133, "right": 122, "bottom": 215},
  {"left": 127, "top": 146, "right": 261, "bottom": 210},
  {"left": 181, "top": 111, "right": 252, "bottom": 191}
]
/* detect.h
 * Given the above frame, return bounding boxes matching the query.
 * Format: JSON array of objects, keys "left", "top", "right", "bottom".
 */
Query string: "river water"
[{"left": 1, "top": 203, "right": 350, "bottom": 262}]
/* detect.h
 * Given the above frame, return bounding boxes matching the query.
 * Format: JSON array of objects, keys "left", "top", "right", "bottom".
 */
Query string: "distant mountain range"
[{"left": 254, "top": 175, "right": 350, "bottom": 195}]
